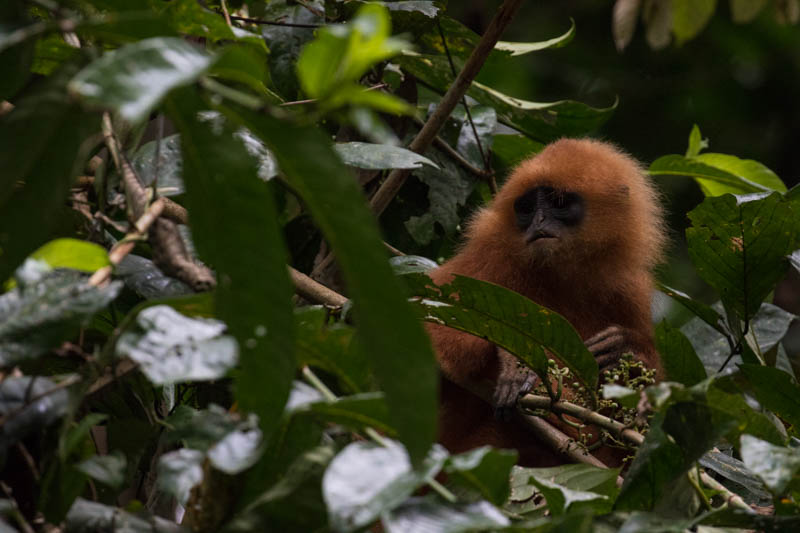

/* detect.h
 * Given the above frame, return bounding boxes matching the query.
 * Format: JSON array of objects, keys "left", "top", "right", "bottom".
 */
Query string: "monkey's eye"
[{"left": 513, "top": 193, "right": 537, "bottom": 215}]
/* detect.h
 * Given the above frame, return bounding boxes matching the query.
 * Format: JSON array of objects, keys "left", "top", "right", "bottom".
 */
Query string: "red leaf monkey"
[{"left": 427, "top": 138, "right": 666, "bottom": 466}]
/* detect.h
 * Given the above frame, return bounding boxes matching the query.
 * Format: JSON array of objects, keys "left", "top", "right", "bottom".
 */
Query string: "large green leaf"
[
  {"left": 0, "top": 66, "right": 100, "bottom": 282},
  {"left": 382, "top": 498, "right": 509, "bottom": 533},
  {"left": 334, "top": 142, "right": 438, "bottom": 170},
  {"left": 686, "top": 193, "right": 800, "bottom": 322},
  {"left": 168, "top": 92, "right": 295, "bottom": 444},
  {"left": 739, "top": 434, "right": 800, "bottom": 496},
  {"left": 30, "top": 238, "right": 110, "bottom": 273},
  {"left": 223, "top": 107, "right": 438, "bottom": 465},
  {"left": 322, "top": 441, "right": 447, "bottom": 532},
  {"left": 655, "top": 322, "right": 707, "bottom": 386},
  {"left": 404, "top": 273, "right": 598, "bottom": 392},
  {"left": 0, "top": 269, "right": 121, "bottom": 367},
  {"left": 115, "top": 305, "right": 238, "bottom": 385},
  {"left": 738, "top": 364, "right": 800, "bottom": 434},
  {"left": 672, "top": 0, "right": 717, "bottom": 45},
  {"left": 396, "top": 53, "right": 614, "bottom": 143},
  {"left": 69, "top": 37, "right": 214, "bottom": 124}
]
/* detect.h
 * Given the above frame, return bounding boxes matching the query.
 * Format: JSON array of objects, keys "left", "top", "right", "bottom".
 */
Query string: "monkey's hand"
[
  {"left": 584, "top": 325, "right": 635, "bottom": 371},
  {"left": 493, "top": 348, "right": 538, "bottom": 422}
]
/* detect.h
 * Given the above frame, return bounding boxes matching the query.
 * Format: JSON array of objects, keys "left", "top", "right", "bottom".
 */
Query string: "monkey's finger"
[
  {"left": 584, "top": 325, "right": 625, "bottom": 346},
  {"left": 596, "top": 352, "right": 622, "bottom": 369},
  {"left": 586, "top": 334, "right": 625, "bottom": 356}
]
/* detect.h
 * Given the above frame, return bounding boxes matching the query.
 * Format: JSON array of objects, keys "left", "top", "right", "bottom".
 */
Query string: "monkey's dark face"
[{"left": 513, "top": 186, "right": 584, "bottom": 247}]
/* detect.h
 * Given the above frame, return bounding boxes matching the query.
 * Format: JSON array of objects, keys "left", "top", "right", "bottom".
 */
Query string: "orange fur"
[{"left": 427, "top": 138, "right": 666, "bottom": 466}]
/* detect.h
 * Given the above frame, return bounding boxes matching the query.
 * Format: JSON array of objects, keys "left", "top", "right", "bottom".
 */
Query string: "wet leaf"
[
  {"left": 334, "top": 142, "right": 438, "bottom": 170},
  {"left": 382, "top": 498, "right": 509, "bottom": 533}
]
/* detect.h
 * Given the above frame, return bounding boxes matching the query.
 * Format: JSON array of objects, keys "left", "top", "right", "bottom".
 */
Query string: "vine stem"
[
  {"left": 300, "top": 366, "right": 457, "bottom": 503},
  {"left": 369, "top": 0, "right": 524, "bottom": 216}
]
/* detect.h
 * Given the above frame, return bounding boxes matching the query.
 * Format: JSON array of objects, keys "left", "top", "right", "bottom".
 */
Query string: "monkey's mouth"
[{"left": 525, "top": 229, "right": 558, "bottom": 243}]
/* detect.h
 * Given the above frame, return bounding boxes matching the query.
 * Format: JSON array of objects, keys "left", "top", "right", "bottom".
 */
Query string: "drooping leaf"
[
  {"left": 698, "top": 449, "right": 771, "bottom": 503},
  {"left": 739, "top": 434, "right": 800, "bottom": 495},
  {"left": 0, "top": 66, "right": 100, "bottom": 283},
  {"left": 168, "top": 91, "right": 295, "bottom": 444},
  {"left": 334, "top": 142, "right": 438, "bottom": 170},
  {"left": 0, "top": 268, "right": 121, "bottom": 366},
  {"left": 528, "top": 475, "right": 611, "bottom": 516},
  {"left": 659, "top": 284, "right": 725, "bottom": 333},
  {"left": 495, "top": 19, "right": 576, "bottom": 56},
  {"left": 30, "top": 238, "right": 110, "bottom": 273},
  {"left": 444, "top": 447, "right": 517, "bottom": 505},
  {"left": 404, "top": 273, "right": 598, "bottom": 392},
  {"left": 396, "top": 53, "right": 615, "bottom": 143},
  {"left": 655, "top": 322, "right": 707, "bottom": 386},
  {"left": 223, "top": 107, "right": 438, "bottom": 465},
  {"left": 322, "top": 441, "right": 447, "bottom": 532},
  {"left": 738, "top": 364, "right": 800, "bottom": 434},
  {"left": 69, "top": 37, "right": 214, "bottom": 123},
  {"left": 0, "top": 376, "right": 71, "bottom": 454},
  {"left": 382, "top": 498, "right": 509, "bottom": 533},
  {"left": 672, "top": 0, "right": 717, "bottom": 45},
  {"left": 157, "top": 449, "right": 204, "bottom": 505},
  {"left": 66, "top": 498, "right": 186, "bottom": 533},
  {"left": 115, "top": 305, "right": 238, "bottom": 385},
  {"left": 510, "top": 464, "right": 619, "bottom": 513},
  {"left": 76, "top": 452, "right": 127, "bottom": 489}
]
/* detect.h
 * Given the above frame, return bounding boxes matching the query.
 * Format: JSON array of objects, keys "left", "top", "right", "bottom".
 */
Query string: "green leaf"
[
  {"left": 699, "top": 449, "right": 771, "bottom": 502},
  {"left": 685, "top": 124, "right": 708, "bottom": 158},
  {"left": 305, "top": 393, "right": 394, "bottom": 436},
  {"left": 494, "top": 19, "right": 575, "bottom": 56},
  {"left": 739, "top": 364, "right": 800, "bottom": 434},
  {"left": 656, "top": 322, "right": 707, "bottom": 386},
  {"left": 115, "top": 305, "right": 238, "bottom": 385},
  {"left": 66, "top": 499, "right": 185, "bottom": 533},
  {"left": 0, "top": 269, "right": 121, "bottom": 366},
  {"left": 528, "top": 475, "right": 610, "bottom": 516},
  {"left": 0, "top": 376, "right": 70, "bottom": 454},
  {"left": 167, "top": 92, "right": 295, "bottom": 445},
  {"left": 295, "top": 307, "right": 370, "bottom": 394},
  {"left": 223, "top": 108, "right": 438, "bottom": 465},
  {"left": 510, "top": 464, "right": 619, "bottom": 510},
  {"left": 659, "top": 284, "right": 725, "bottom": 333},
  {"left": 695, "top": 153, "right": 786, "bottom": 193},
  {"left": 730, "top": 0, "right": 769, "bottom": 22},
  {"left": 650, "top": 155, "right": 773, "bottom": 196},
  {"left": 69, "top": 37, "right": 214, "bottom": 124},
  {"left": 491, "top": 134, "right": 544, "bottom": 169},
  {"left": 444, "top": 447, "right": 517, "bottom": 505},
  {"left": 686, "top": 193, "right": 800, "bottom": 322},
  {"left": 76, "top": 452, "right": 127, "bottom": 489},
  {"left": 157, "top": 449, "right": 204, "bottom": 505},
  {"left": 672, "top": 0, "right": 717, "bottom": 45},
  {"left": 297, "top": 3, "right": 409, "bottom": 111},
  {"left": 739, "top": 434, "right": 800, "bottom": 495},
  {"left": 382, "top": 498, "right": 509, "bottom": 533},
  {"left": 396, "top": 53, "right": 615, "bottom": 143},
  {"left": 322, "top": 441, "right": 447, "bottom": 532},
  {"left": 30, "top": 238, "right": 110, "bottom": 273},
  {"left": 334, "top": 142, "right": 438, "bottom": 170},
  {"left": 0, "top": 66, "right": 100, "bottom": 283},
  {"left": 404, "top": 273, "right": 598, "bottom": 392}
]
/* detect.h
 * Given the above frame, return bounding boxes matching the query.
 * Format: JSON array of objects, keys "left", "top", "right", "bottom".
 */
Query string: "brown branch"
[
  {"left": 89, "top": 198, "right": 166, "bottom": 287},
  {"left": 369, "top": 0, "right": 523, "bottom": 215},
  {"left": 698, "top": 470, "right": 755, "bottom": 513},
  {"left": 519, "top": 395, "right": 645, "bottom": 446},
  {"left": 289, "top": 267, "right": 348, "bottom": 307}
]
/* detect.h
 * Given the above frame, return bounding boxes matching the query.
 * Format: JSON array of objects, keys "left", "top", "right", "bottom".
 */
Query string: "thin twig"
[
  {"left": 220, "top": 0, "right": 232, "bottom": 26},
  {"left": 413, "top": 117, "right": 494, "bottom": 180},
  {"left": 86, "top": 359, "right": 138, "bottom": 396},
  {"left": 226, "top": 13, "right": 321, "bottom": 28},
  {"left": 699, "top": 470, "right": 755, "bottom": 513},
  {"left": 88, "top": 198, "right": 167, "bottom": 287},
  {"left": 369, "top": 0, "right": 523, "bottom": 215},
  {"left": 436, "top": 19, "right": 495, "bottom": 193}
]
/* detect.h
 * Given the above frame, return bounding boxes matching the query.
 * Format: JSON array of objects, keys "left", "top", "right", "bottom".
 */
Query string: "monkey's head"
[{"left": 470, "top": 138, "right": 665, "bottom": 271}]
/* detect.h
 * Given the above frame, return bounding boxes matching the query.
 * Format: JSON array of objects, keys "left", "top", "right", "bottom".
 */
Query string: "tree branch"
[{"left": 369, "top": 0, "right": 523, "bottom": 215}]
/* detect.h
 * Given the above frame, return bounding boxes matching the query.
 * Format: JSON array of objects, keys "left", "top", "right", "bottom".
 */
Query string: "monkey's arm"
[{"left": 428, "top": 324, "right": 537, "bottom": 420}]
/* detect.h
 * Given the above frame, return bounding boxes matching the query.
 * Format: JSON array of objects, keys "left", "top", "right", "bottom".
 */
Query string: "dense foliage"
[{"left": 1, "top": 1, "right": 799, "bottom": 531}]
